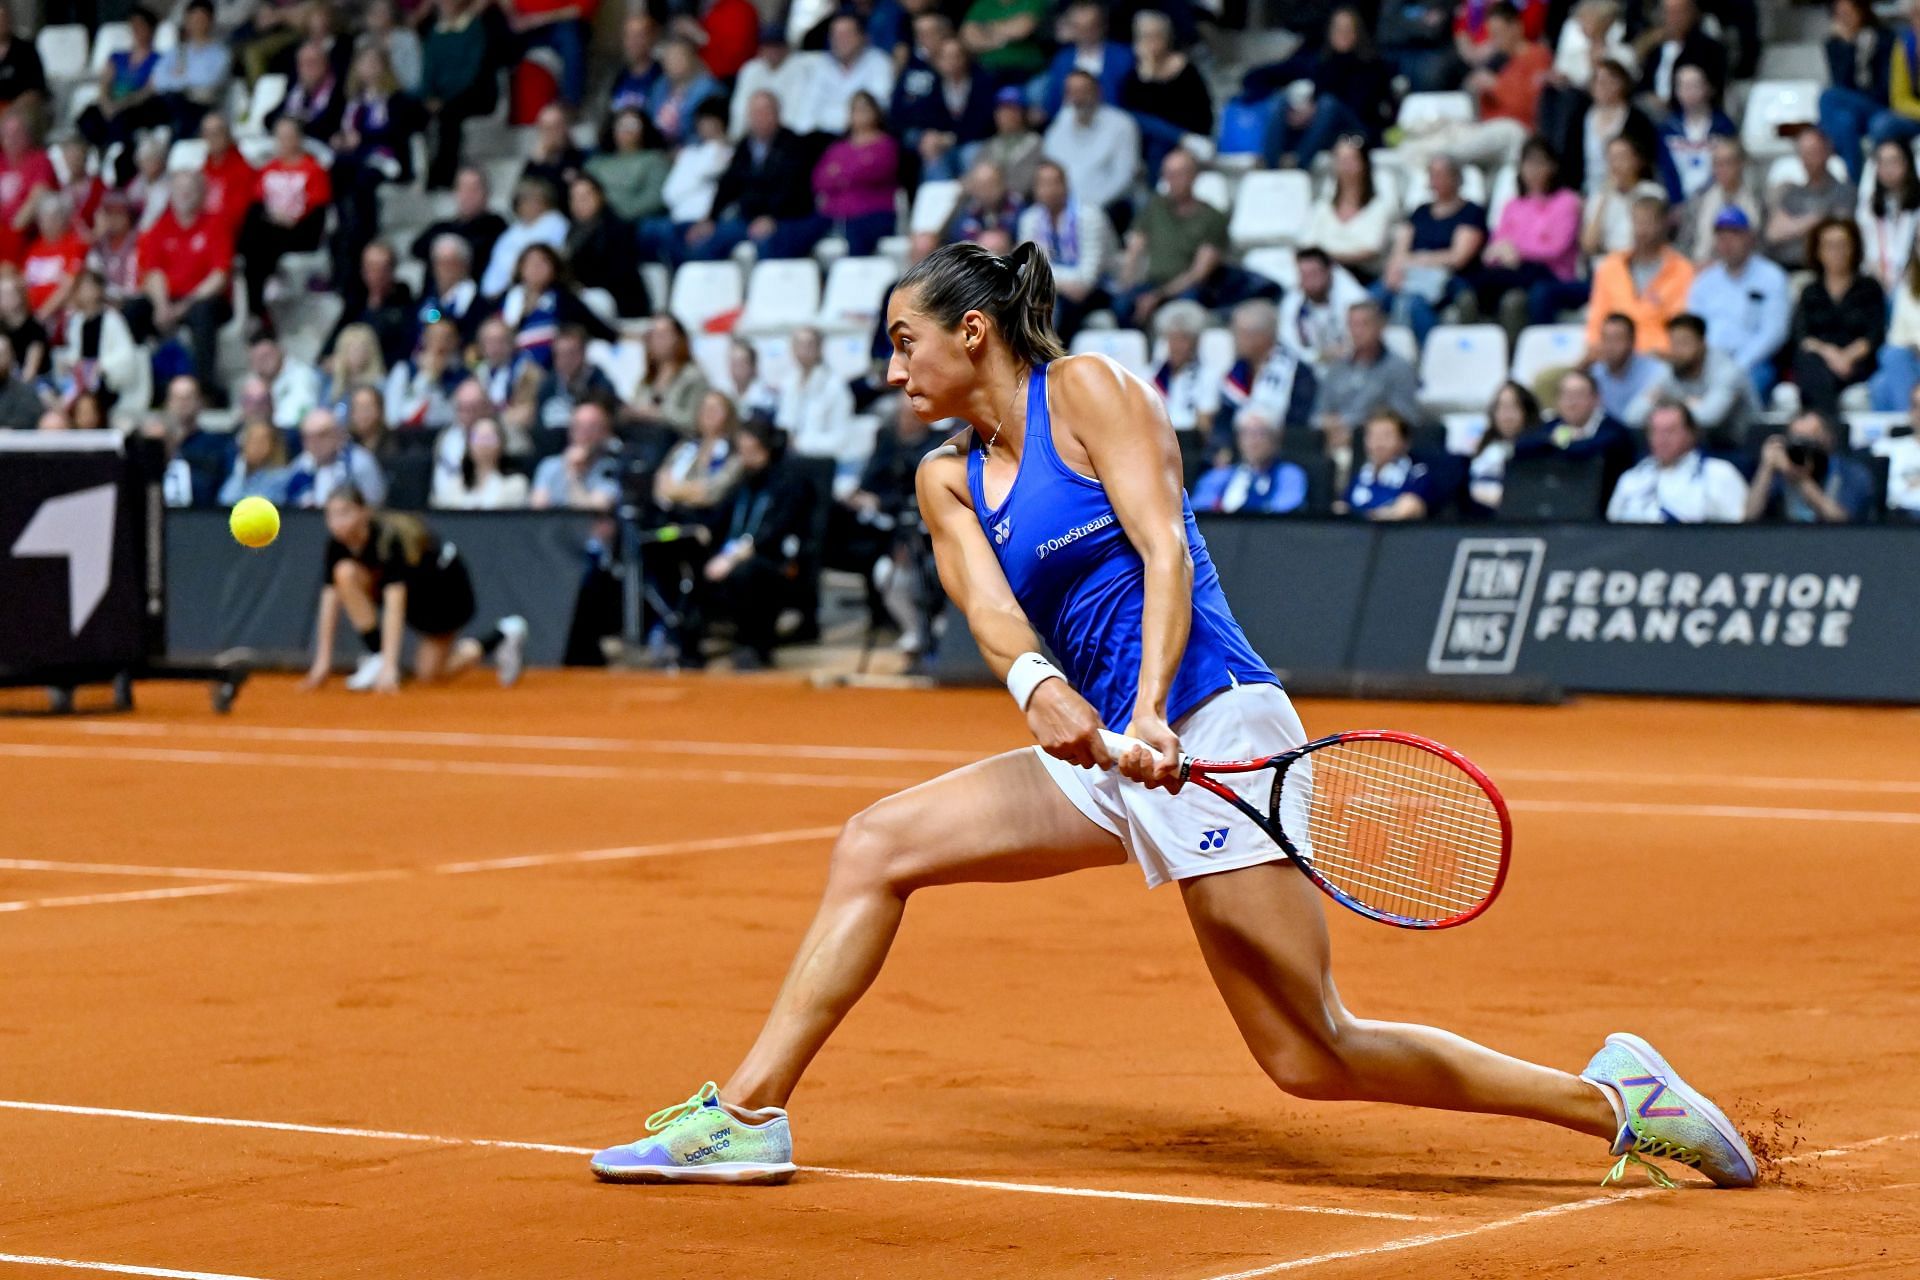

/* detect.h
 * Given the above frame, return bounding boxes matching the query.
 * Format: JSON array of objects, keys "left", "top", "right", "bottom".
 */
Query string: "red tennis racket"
[{"left": 1099, "top": 729, "right": 1512, "bottom": 929}]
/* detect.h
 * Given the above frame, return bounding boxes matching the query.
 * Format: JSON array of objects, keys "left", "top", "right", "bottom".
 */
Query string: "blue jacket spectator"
[
  {"left": 1250, "top": 8, "right": 1395, "bottom": 169},
  {"left": 1342, "top": 411, "right": 1433, "bottom": 519},
  {"left": 648, "top": 38, "right": 725, "bottom": 146},
  {"left": 610, "top": 15, "right": 662, "bottom": 113},
  {"left": 1588, "top": 313, "right": 1665, "bottom": 421},
  {"left": 1036, "top": 1, "right": 1133, "bottom": 117},
  {"left": 1516, "top": 367, "right": 1638, "bottom": 501},
  {"left": 1211, "top": 301, "right": 1318, "bottom": 459},
  {"left": 1818, "top": 0, "right": 1895, "bottom": 182},
  {"left": 1685, "top": 206, "right": 1792, "bottom": 395},
  {"left": 1192, "top": 408, "right": 1309, "bottom": 514},
  {"left": 1655, "top": 66, "right": 1736, "bottom": 202},
  {"left": 894, "top": 41, "right": 996, "bottom": 180}
]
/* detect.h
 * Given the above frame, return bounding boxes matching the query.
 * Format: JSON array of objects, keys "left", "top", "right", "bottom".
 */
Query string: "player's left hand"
[
  {"left": 1120, "top": 713, "right": 1183, "bottom": 793},
  {"left": 373, "top": 665, "right": 401, "bottom": 695}
]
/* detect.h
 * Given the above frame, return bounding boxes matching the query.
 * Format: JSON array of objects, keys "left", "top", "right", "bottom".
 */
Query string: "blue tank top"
[{"left": 967, "top": 361, "right": 1279, "bottom": 730}]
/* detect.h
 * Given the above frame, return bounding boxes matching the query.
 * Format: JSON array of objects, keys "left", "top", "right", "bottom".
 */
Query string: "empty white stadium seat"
[
  {"left": 749, "top": 334, "right": 793, "bottom": 387},
  {"left": 154, "top": 19, "right": 178, "bottom": 50},
  {"left": 1194, "top": 170, "right": 1233, "bottom": 214},
  {"left": 814, "top": 255, "right": 897, "bottom": 333},
  {"left": 641, "top": 263, "right": 670, "bottom": 314},
  {"left": 1070, "top": 328, "right": 1152, "bottom": 380},
  {"left": 1383, "top": 324, "right": 1419, "bottom": 365},
  {"left": 1228, "top": 170, "right": 1313, "bottom": 248},
  {"left": 1755, "top": 42, "right": 1825, "bottom": 81},
  {"left": 823, "top": 331, "right": 873, "bottom": 380},
  {"left": 1418, "top": 324, "right": 1510, "bottom": 412},
  {"left": 237, "top": 74, "right": 289, "bottom": 137},
  {"left": 1510, "top": 324, "right": 1588, "bottom": 388},
  {"left": 1741, "top": 80, "right": 1821, "bottom": 160},
  {"left": 1848, "top": 411, "right": 1905, "bottom": 448},
  {"left": 166, "top": 138, "right": 208, "bottom": 172},
  {"left": 737, "top": 258, "right": 822, "bottom": 335},
  {"left": 588, "top": 338, "right": 646, "bottom": 401},
  {"left": 668, "top": 261, "right": 745, "bottom": 333},
  {"left": 1241, "top": 245, "right": 1297, "bottom": 290},
  {"left": 35, "top": 25, "right": 89, "bottom": 83},
  {"left": 1443, "top": 412, "right": 1489, "bottom": 454},
  {"left": 1198, "top": 326, "right": 1234, "bottom": 382},
  {"left": 1487, "top": 163, "right": 1518, "bottom": 227},
  {"left": 88, "top": 21, "right": 132, "bottom": 73},
  {"left": 1397, "top": 91, "right": 1475, "bottom": 134},
  {"left": 690, "top": 332, "right": 735, "bottom": 387},
  {"left": 908, "top": 180, "right": 962, "bottom": 235},
  {"left": 579, "top": 287, "right": 618, "bottom": 326}
]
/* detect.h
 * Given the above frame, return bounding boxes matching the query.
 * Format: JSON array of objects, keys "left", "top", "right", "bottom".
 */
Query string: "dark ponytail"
[{"left": 895, "top": 240, "right": 1068, "bottom": 367}]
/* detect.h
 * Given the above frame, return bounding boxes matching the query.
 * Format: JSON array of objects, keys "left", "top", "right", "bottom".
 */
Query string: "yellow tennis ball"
[{"left": 229, "top": 496, "right": 281, "bottom": 549}]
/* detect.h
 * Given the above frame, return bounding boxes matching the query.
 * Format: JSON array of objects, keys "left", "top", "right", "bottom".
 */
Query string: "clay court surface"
[{"left": 0, "top": 673, "right": 1916, "bottom": 1279}]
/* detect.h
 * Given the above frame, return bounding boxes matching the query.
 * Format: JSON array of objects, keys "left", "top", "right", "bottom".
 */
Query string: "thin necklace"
[{"left": 984, "top": 372, "right": 1024, "bottom": 454}]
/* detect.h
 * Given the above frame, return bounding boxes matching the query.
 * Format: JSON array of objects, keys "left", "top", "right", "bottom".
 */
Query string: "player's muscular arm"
[
  {"left": 1051, "top": 355, "right": 1190, "bottom": 789},
  {"left": 915, "top": 447, "right": 1112, "bottom": 769}
]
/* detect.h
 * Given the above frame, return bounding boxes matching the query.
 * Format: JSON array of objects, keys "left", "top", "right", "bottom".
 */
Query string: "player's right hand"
[
  {"left": 300, "top": 665, "right": 328, "bottom": 691},
  {"left": 1026, "top": 680, "right": 1112, "bottom": 770}
]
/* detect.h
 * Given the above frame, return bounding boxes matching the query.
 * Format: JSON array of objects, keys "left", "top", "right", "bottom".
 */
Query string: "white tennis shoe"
[{"left": 344, "top": 654, "right": 384, "bottom": 692}]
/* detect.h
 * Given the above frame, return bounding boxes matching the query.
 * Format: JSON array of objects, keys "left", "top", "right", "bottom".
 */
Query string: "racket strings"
[{"left": 1278, "top": 739, "right": 1506, "bottom": 925}]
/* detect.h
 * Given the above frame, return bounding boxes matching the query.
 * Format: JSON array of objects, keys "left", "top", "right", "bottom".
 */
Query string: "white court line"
[
  {"left": 1508, "top": 799, "right": 1920, "bottom": 826},
  {"left": 0, "top": 742, "right": 919, "bottom": 791},
  {"left": 0, "top": 1254, "right": 279, "bottom": 1280},
  {"left": 1195, "top": 1129, "right": 1920, "bottom": 1280},
  {"left": 0, "top": 859, "right": 323, "bottom": 884},
  {"left": 431, "top": 826, "right": 844, "bottom": 874},
  {"left": 0, "top": 884, "right": 261, "bottom": 914},
  {"left": 0, "top": 1098, "right": 1429, "bottom": 1222}
]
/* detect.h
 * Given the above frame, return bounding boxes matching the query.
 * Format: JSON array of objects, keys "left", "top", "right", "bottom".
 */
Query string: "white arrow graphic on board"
[{"left": 10, "top": 483, "right": 116, "bottom": 636}]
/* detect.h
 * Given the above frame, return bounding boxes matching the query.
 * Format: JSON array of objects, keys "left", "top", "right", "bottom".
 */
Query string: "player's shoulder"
[
  {"left": 915, "top": 428, "right": 973, "bottom": 499},
  {"left": 1047, "top": 353, "right": 1166, "bottom": 440}
]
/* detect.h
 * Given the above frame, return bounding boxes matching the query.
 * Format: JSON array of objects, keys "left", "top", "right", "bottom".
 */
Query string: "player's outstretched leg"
[
  {"left": 590, "top": 750, "right": 1126, "bottom": 1184},
  {"left": 1180, "top": 861, "right": 1755, "bottom": 1187}
]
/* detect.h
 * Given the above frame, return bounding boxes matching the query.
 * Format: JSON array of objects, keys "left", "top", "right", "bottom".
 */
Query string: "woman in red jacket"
[{"left": 238, "top": 117, "right": 334, "bottom": 332}]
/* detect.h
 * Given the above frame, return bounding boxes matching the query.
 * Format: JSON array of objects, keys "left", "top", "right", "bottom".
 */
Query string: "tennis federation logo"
[
  {"left": 991, "top": 517, "right": 1011, "bottom": 546},
  {"left": 1429, "top": 538, "right": 1546, "bottom": 674}
]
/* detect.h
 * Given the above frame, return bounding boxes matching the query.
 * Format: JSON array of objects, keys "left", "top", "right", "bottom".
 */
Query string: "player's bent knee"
[
  {"left": 332, "top": 560, "right": 371, "bottom": 590},
  {"left": 825, "top": 806, "right": 909, "bottom": 895}
]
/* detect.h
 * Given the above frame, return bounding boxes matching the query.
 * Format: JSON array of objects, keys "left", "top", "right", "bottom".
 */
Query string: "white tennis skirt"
[{"left": 1036, "top": 681, "right": 1309, "bottom": 889}]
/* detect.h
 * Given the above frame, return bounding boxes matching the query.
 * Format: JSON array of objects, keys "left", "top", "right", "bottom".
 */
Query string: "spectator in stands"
[
  {"left": 498, "top": 0, "right": 590, "bottom": 108},
  {"left": 1625, "top": 311, "right": 1753, "bottom": 436},
  {"left": 218, "top": 421, "right": 294, "bottom": 506},
  {"left": 472, "top": 316, "right": 516, "bottom": 405},
  {"left": 587, "top": 110, "right": 669, "bottom": 227},
  {"left": 0, "top": 333, "right": 40, "bottom": 430},
  {"left": 1473, "top": 136, "right": 1585, "bottom": 330},
  {"left": 1037, "top": 1, "right": 1131, "bottom": 116},
  {"left": 980, "top": 86, "right": 1043, "bottom": 197},
  {"left": 1538, "top": 0, "right": 1637, "bottom": 134},
  {"left": 500, "top": 242, "right": 616, "bottom": 374},
  {"left": 813, "top": 91, "right": 902, "bottom": 257},
  {"left": 918, "top": 156, "right": 1022, "bottom": 259},
  {"left": 1377, "top": 0, "right": 1456, "bottom": 92},
  {"left": 1765, "top": 128, "right": 1856, "bottom": 271},
  {"left": 1314, "top": 298, "right": 1421, "bottom": 438},
  {"left": 1686, "top": 205, "right": 1790, "bottom": 398},
  {"left": 1584, "top": 133, "right": 1668, "bottom": 258},
  {"left": 959, "top": 0, "right": 1049, "bottom": 86},
  {"left": 834, "top": 393, "right": 940, "bottom": 655},
  {"left": 1466, "top": 379, "right": 1542, "bottom": 514},
  {"left": 1212, "top": 299, "right": 1316, "bottom": 460},
  {"left": 655, "top": 388, "right": 743, "bottom": 518},
  {"left": 0, "top": 273, "right": 41, "bottom": 386},
  {"left": 726, "top": 340, "right": 780, "bottom": 420},
  {"left": 124, "top": 135, "right": 171, "bottom": 231},
  {"left": 481, "top": 178, "right": 567, "bottom": 299},
  {"left": 1861, "top": 138, "right": 1920, "bottom": 291},
  {"left": 777, "top": 325, "right": 862, "bottom": 475},
  {"left": 1680, "top": 136, "right": 1761, "bottom": 262},
  {"left": 271, "top": 39, "right": 345, "bottom": 144},
  {"left": 1818, "top": 0, "right": 1891, "bottom": 182},
  {"left": 328, "top": 241, "right": 417, "bottom": 365},
  {"left": 1744, "top": 409, "right": 1875, "bottom": 522},
  {"left": 123, "top": 171, "right": 232, "bottom": 398},
  {"left": 532, "top": 400, "right": 622, "bottom": 510},
  {"left": 385, "top": 318, "right": 466, "bottom": 431},
  {"left": 289, "top": 406, "right": 388, "bottom": 508},
  {"left": 25, "top": 194, "right": 86, "bottom": 325},
  {"left": 76, "top": 7, "right": 162, "bottom": 154},
  {"left": 684, "top": 90, "right": 822, "bottom": 262},
  {"left": 1657, "top": 64, "right": 1733, "bottom": 203},
  {"left": 611, "top": 14, "right": 663, "bottom": 114},
  {"left": 891, "top": 14, "right": 951, "bottom": 135},
  {"left": 898, "top": 38, "right": 995, "bottom": 183},
  {"left": 151, "top": 0, "right": 232, "bottom": 138},
  {"left": 359, "top": 0, "right": 421, "bottom": 92},
  {"left": 200, "top": 114, "right": 260, "bottom": 250},
  {"left": 1192, "top": 407, "right": 1308, "bottom": 514},
  {"left": 1872, "top": 234, "right": 1920, "bottom": 408},
  {"left": 520, "top": 103, "right": 586, "bottom": 196},
  {"left": 239, "top": 118, "right": 331, "bottom": 331},
  {"left": 432, "top": 417, "right": 528, "bottom": 509},
  {"left": 420, "top": 0, "right": 501, "bottom": 189},
  {"left": 733, "top": 26, "right": 816, "bottom": 136},
  {"left": 1400, "top": 2, "right": 1549, "bottom": 168},
  {"left": 1881, "top": 383, "right": 1920, "bottom": 516},
  {"left": 321, "top": 322, "right": 388, "bottom": 418},
  {"left": 1339, "top": 410, "right": 1432, "bottom": 519},
  {"left": 434, "top": 376, "right": 498, "bottom": 473},
  {"left": 1791, "top": 215, "right": 1886, "bottom": 414},
  {"left": 147, "top": 378, "right": 232, "bottom": 504},
  {"left": 1281, "top": 246, "right": 1369, "bottom": 369},
  {"left": 643, "top": 98, "right": 731, "bottom": 266},
  {"left": 1586, "top": 193, "right": 1694, "bottom": 355},
  {"left": 1606, "top": 397, "right": 1745, "bottom": 521},
  {"left": 681, "top": 416, "right": 812, "bottom": 669},
  {"left": 565, "top": 175, "right": 650, "bottom": 318},
  {"left": 1373, "top": 155, "right": 1485, "bottom": 346},
  {"left": 1588, "top": 312, "right": 1661, "bottom": 418},
  {"left": 1517, "top": 365, "right": 1636, "bottom": 496},
  {"left": 804, "top": 14, "right": 896, "bottom": 137},
  {"left": 531, "top": 323, "right": 617, "bottom": 429},
  {"left": 249, "top": 336, "right": 321, "bottom": 431},
  {"left": 674, "top": 0, "right": 760, "bottom": 82},
  {"left": 1042, "top": 70, "right": 1140, "bottom": 221},
  {"left": 631, "top": 315, "right": 709, "bottom": 435},
  {"left": 346, "top": 385, "right": 398, "bottom": 465},
  {"left": 1150, "top": 300, "right": 1212, "bottom": 432},
  {"left": 0, "top": 6, "right": 42, "bottom": 119},
  {"left": 415, "top": 233, "right": 482, "bottom": 340},
  {"left": 412, "top": 167, "right": 508, "bottom": 283},
  {"left": 0, "top": 111, "right": 53, "bottom": 270},
  {"left": 331, "top": 51, "right": 423, "bottom": 282},
  {"left": 1555, "top": 58, "right": 1659, "bottom": 198},
  {"left": 1302, "top": 138, "right": 1396, "bottom": 280},
  {"left": 1120, "top": 10, "right": 1213, "bottom": 175},
  {"left": 1116, "top": 147, "right": 1261, "bottom": 325},
  {"left": 1016, "top": 159, "right": 1114, "bottom": 341},
  {"left": 56, "top": 271, "right": 143, "bottom": 417},
  {"left": 1256, "top": 8, "right": 1394, "bottom": 172},
  {"left": 1633, "top": 0, "right": 1726, "bottom": 108}
]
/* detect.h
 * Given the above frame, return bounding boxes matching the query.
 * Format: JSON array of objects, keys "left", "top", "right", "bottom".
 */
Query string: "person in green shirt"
[
  {"left": 586, "top": 108, "right": 671, "bottom": 223},
  {"left": 1113, "top": 147, "right": 1282, "bottom": 325},
  {"left": 959, "top": 0, "right": 1050, "bottom": 82}
]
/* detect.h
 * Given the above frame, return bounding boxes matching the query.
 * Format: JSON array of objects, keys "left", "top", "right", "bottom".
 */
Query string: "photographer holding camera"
[{"left": 1744, "top": 410, "right": 1875, "bottom": 523}]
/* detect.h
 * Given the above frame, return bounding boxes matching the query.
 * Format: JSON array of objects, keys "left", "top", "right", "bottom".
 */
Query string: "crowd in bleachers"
[{"left": 3, "top": 0, "right": 1920, "bottom": 663}]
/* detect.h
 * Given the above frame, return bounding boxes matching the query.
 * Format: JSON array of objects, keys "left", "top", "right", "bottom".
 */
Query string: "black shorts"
[{"left": 404, "top": 544, "right": 477, "bottom": 637}]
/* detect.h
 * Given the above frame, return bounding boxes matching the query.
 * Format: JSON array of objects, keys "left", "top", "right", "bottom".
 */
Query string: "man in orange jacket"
[{"left": 1585, "top": 192, "right": 1696, "bottom": 356}]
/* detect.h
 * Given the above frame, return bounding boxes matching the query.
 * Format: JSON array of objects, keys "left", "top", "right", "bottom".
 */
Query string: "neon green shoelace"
[
  {"left": 646, "top": 1081, "right": 720, "bottom": 1133},
  {"left": 1601, "top": 1140, "right": 1691, "bottom": 1190}
]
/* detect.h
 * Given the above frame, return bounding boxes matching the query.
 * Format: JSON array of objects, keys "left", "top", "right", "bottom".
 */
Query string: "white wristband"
[{"left": 1006, "top": 651, "right": 1065, "bottom": 711}]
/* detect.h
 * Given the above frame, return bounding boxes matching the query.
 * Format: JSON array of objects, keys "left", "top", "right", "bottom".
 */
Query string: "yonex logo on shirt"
[{"left": 991, "top": 518, "right": 1011, "bottom": 545}]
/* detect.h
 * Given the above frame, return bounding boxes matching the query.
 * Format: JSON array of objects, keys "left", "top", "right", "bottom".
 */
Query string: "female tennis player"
[{"left": 591, "top": 243, "right": 1756, "bottom": 1190}]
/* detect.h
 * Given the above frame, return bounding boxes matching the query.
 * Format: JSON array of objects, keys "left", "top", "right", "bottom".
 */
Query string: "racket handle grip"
[{"left": 1097, "top": 730, "right": 1191, "bottom": 777}]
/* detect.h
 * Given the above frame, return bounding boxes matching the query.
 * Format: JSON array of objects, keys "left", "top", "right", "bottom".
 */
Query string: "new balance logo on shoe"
[
  {"left": 1622, "top": 1076, "right": 1688, "bottom": 1119},
  {"left": 1198, "top": 828, "right": 1228, "bottom": 851}
]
